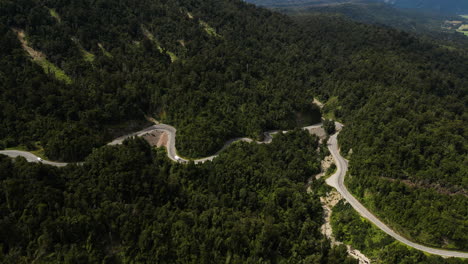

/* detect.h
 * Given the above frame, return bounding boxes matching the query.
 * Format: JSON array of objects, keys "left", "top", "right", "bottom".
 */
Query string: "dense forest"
[
  {"left": 0, "top": 132, "right": 360, "bottom": 263},
  {"left": 0, "top": 0, "right": 467, "bottom": 258},
  {"left": 331, "top": 201, "right": 468, "bottom": 264},
  {"left": 291, "top": 15, "right": 468, "bottom": 249},
  {"left": 0, "top": 0, "right": 321, "bottom": 160}
]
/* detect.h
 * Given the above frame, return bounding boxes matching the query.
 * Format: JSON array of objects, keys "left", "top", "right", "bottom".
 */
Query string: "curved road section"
[
  {"left": 0, "top": 150, "right": 68, "bottom": 167},
  {"left": 1, "top": 122, "right": 467, "bottom": 258},
  {"left": 326, "top": 131, "right": 468, "bottom": 258}
]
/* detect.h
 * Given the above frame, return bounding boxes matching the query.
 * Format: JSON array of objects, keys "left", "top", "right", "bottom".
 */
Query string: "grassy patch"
[
  {"left": 7, "top": 142, "right": 48, "bottom": 159},
  {"left": 199, "top": 20, "right": 221, "bottom": 38},
  {"left": 14, "top": 29, "right": 72, "bottom": 84},
  {"left": 322, "top": 96, "right": 342, "bottom": 121},
  {"left": 71, "top": 38, "right": 95, "bottom": 62},
  {"left": 457, "top": 29, "right": 468, "bottom": 36},
  {"left": 48, "top": 8, "right": 61, "bottom": 23},
  {"left": 36, "top": 59, "right": 72, "bottom": 84},
  {"left": 460, "top": 15, "right": 468, "bottom": 19},
  {"left": 330, "top": 201, "right": 462, "bottom": 263},
  {"left": 81, "top": 49, "right": 95, "bottom": 62},
  {"left": 141, "top": 25, "right": 178, "bottom": 61},
  {"left": 166, "top": 51, "right": 178, "bottom": 62},
  {"left": 98, "top": 43, "right": 113, "bottom": 58}
]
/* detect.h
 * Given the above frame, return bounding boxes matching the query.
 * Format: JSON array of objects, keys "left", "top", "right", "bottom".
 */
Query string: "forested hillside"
[
  {"left": 0, "top": 0, "right": 467, "bottom": 258},
  {"left": 0, "top": 0, "right": 320, "bottom": 160},
  {"left": 0, "top": 132, "right": 360, "bottom": 263},
  {"left": 332, "top": 201, "right": 468, "bottom": 263},
  {"left": 294, "top": 15, "right": 468, "bottom": 250}
]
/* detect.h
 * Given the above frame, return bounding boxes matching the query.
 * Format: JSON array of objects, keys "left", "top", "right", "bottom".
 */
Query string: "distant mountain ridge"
[
  {"left": 247, "top": 0, "right": 468, "bottom": 14},
  {"left": 245, "top": 0, "right": 370, "bottom": 8},
  {"left": 384, "top": 0, "right": 468, "bottom": 14}
]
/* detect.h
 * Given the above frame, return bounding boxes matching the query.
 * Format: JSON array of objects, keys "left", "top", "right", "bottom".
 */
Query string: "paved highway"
[
  {"left": 0, "top": 150, "right": 68, "bottom": 167},
  {"left": 1, "top": 121, "right": 467, "bottom": 258},
  {"left": 326, "top": 129, "right": 468, "bottom": 258},
  {"left": 109, "top": 123, "right": 323, "bottom": 164}
]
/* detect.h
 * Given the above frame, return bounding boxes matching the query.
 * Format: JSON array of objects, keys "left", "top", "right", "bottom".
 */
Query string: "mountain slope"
[
  {"left": 0, "top": 0, "right": 467, "bottom": 256},
  {"left": 0, "top": 0, "right": 320, "bottom": 160},
  {"left": 294, "top": 14, "right": 468, "bottom": 250}
]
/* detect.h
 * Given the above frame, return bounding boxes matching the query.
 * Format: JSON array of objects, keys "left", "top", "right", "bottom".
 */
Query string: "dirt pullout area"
[
  {"left": 320, "top": 190, "right": 371, "bottom": 264},
  {"left": 141, "top": 131, "right": 169, "bottom": 148},
  {"left": 307, "top": 126, "right": 327, "bottom": 143}
]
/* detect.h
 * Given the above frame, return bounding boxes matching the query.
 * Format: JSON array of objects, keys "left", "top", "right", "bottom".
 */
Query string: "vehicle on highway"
[
  {"left": 37, "top": 157, "right": 43, "bottom": 162},
  {"left": 174, "top": 155, "right": 181, "bottom": 161}
]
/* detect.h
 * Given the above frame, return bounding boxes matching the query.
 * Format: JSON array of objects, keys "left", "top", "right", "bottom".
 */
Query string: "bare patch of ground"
[
  {"left": 315, "top": 155, "right": 334, "bottom": 179},
  {"left": 307, "top": 126, "right": 327, "bottom": 143},
  {"left": 320, "top": 190, "right": 343, "bottom": 244},
  {"left": 141, "top": 131, "right": 169, "bottom": 148},
  {"left": 13, "top": 29, "right": 46, "bottom": 60},
  {"left": 320, "top": 190, "right": 371, "bottom": 264},
  {"left": 322, "top": 155, "right": 334, "bottom": 171},
  {"left": 313, "top": 98, "right": 324, "bottom": 109},
  {"left": 13, "top": 28, "right": 72, "bottom": 84},
  {"left": 178, "top": 40, "right": 186, "bottom": 47}
]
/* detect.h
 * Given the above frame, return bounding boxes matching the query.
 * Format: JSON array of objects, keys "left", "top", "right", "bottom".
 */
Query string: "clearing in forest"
[
  {"left": 13, "top": 29, "right": 72, "bottom": 84},
  {"left": 141, "top": 24, "right": 178, "bottom": 62},
  {"left": 457, "top": 24, "right": 468, "bottom": 36},
  {"left": 71, "top": 37, "right": 95, "bottom": 62},
  {"left": 199, "top": 20, "right": 221, "bottom": 38},
  {"left": 97, "top": 43, "right": 113, "bottom": 58},
  {"left": 48, "top": 8, "right": 61, "bottom": 23}
]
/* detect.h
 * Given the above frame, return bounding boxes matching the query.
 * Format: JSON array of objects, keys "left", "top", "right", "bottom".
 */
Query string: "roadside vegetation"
[
  {"left": 0, "top": 132, "right": 358, "bottom": 263},
  {"left": 331, "top": 201, "right": 468, "bottom": 264},
  {"left": 0, "top": 0, "right": 466, "bottom": 253}
]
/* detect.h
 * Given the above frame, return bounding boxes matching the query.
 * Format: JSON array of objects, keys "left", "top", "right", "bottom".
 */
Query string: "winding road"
[
  {"left": 327, "top": 129, "right": 468, "bottom": 259},
  {"left": 108, "top": 123, "right": 323, "bottom": 164},
  {"left": 0, "top": 150, "right": 68, "bottom": 167},
  {"left": 0, "top": 122, "right": 467, "bottom": 258}
]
